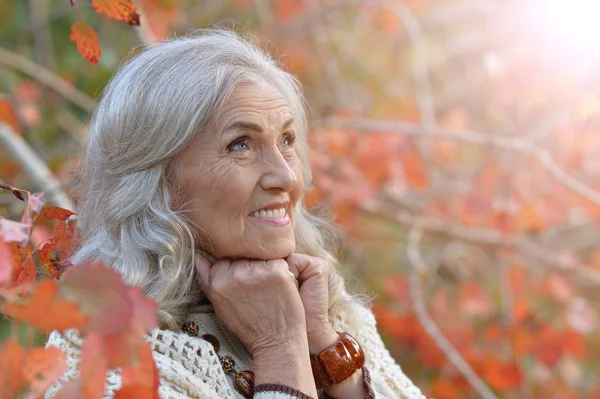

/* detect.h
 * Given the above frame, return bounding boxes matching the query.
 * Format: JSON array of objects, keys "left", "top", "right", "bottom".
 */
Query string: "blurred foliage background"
[{"left": 2, "top": 0, "right": 600, "bottom": 398}]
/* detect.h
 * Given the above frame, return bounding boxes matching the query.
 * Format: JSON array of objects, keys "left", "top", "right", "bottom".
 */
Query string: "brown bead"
[
  {"left": 182, "top": 321, "right": 199, "bottom": 337},
  {"left": 234, "top": 370, "right": 255, "bottom": 399},
  {"left": 200, "top": 333, "right": 220, "bottom": 353},
  {"left": 219, "top": 355, "right": 237, "bottom": 374}
]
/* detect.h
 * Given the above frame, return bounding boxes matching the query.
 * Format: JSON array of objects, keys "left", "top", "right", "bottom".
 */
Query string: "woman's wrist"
[
  {"left": 307, "top": 326, "right": 339, "bottom": 354},
  {"left": 253, "top": 334, "right": 318, "bottom": 398},
  {"left": 323, "top": 368, "right": 367, "bottom": 399}
]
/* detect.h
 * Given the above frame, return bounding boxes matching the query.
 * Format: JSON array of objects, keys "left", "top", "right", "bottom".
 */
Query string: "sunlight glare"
[{"left": 530, "top": 0, "right": 600, "bottom": 63}]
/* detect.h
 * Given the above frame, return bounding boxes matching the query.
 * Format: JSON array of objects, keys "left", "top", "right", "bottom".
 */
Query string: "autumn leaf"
[
  {"left": 22, "top": 347, "right": 67, "bottom": 399},
  {"left": 60, "top": 261, "right": 133, "bottom": 335},
  {"left": 0, "top": 218, "right": 30, "bottom": 246},
  {"left": 431, "top": 378, "right": 462, "bottom": 399},
  {"left": 36, "top": 241, "right": 62, "bottom": 280},
  {"left": 482, "top": 357, "right": 522, "bottom": 391},
  {"left": 40, "top": 206, "right": 75, "bottom": 221},
  {"left": 0, "top": 95, "right": 22, "bottom": 134},
  {"left": 92, "top": 0, "right": 140, "bottom": 25},
  {"left": 115, "top": 340, "right": 159, "bottom": 399},
  {"left": 0, "top": 339, "right": 26, "bottom": 398},
  {"left": 4, "top": 242, "right": 36, "bottom": 290},
  {"left": 3, "top": 279, "right": 88, "bottom": 332},
  {"left": 80, "top": 334, "right": 108, "bottom": 399},
  {"left": 0, "top": 238, "right": 13, "bottom": 285},
  {"left": 50, "top": 219, "right": 79, "bottom": 265},
  {"left": 21, "top": 192, "right": 45, "bottom": 225},
  {"left": 137, "top": 0, "right": 182, "bottom": 43},
  {"left": 70, "top": 22, "right": 101, "bottom": 65}
]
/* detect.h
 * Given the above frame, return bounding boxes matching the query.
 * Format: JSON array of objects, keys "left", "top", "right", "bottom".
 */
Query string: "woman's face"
[{"left": 170, "top": 81, "right": 304, "bottom": 260}]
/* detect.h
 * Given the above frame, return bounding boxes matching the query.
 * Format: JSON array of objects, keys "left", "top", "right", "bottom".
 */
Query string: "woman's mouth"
[{"left": 249, "top": 207, "right": 291, "bottom": 225}]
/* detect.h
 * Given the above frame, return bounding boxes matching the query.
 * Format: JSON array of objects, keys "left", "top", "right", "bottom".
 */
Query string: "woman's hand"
[
  {"left": 195, "top": 253, "right": 318, "bottom": 397},
  {"left": 195, "top": 254, "right": 307, "bottom": 356},
  {"left": 285, "top": 254, "right": 338, "bottom": 353}
]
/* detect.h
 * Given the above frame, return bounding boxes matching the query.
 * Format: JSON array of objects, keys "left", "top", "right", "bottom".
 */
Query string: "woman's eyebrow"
[{"left": 223, "top": 117, "right": 294, "bottom": 134}]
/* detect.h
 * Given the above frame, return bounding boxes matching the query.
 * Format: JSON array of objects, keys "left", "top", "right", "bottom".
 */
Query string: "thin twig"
[
  {"left": 406, "top": 228, "right": 499, "bottom": 399},
  {"left": 319, "top": 116, "right": 600, "bottom": 207},
  {"left": 362, "top": 202, "right": 600, "bottom": 287},
  {"left": 0, "top": 123, "right": 74, "bottom": 210},
  {"left": 0, "top": 47, "right": 95, "bottom": 111}
]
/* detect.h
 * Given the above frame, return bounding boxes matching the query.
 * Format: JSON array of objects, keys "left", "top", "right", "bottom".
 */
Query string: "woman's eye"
[
  {"left": 282, "top": 133, "right": 296, "bottom": 148},
  {"left": 227, "top": 137, "right": 249, "bottom": 152}
]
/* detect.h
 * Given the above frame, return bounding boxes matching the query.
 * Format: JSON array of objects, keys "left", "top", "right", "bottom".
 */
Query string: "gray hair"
[{"left": 72, "top": 28, "right": 359, "bottom": 331}]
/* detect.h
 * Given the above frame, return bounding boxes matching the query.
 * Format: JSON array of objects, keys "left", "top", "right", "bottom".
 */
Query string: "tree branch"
[
  {"left": 0, "top": 47, "right": 95, "bottom": 111},
  {"left": 362, "top": 201, "right": 600, "bottom": 287},
  {"left": 0, "top": 123, "right": 74, "bottom": 210},
  {"left": 406, "top": 228, "right": 499, "bottom": 399},
  {"left": 319, "top": 116, "right": 600, "bottom": 207}
]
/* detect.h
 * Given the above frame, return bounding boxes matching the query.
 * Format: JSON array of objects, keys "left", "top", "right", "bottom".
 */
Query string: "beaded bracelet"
[{"left": 310, "top": 332, "right": 365, "bottom": 389}]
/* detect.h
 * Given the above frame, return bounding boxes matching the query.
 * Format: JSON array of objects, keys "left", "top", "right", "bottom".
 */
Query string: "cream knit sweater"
[{"left": 45, "top": 295, "right": 426, "bottom": 399}]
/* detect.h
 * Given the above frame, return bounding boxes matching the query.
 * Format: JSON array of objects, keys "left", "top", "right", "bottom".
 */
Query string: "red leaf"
[
  {"left": 92, "top": 0, "right": 140, "bottom": 25},
  {"left": 4, "top": 242, "right": 36, "bottom": 290},
  {"left": 482, "top": 357, "right": 522, "bottom": 391},
  {"left": 0, "top": 219, "right": 31, "bottom": 246},
  {"left": 60, "top": 261, "right": 133, "bottom": 334},
  {"left": 0, "top": 238, "right": 13, "bottom": 284},
  {"left": 54, "top": 379, "right": 82, "bottom": 399},
  {"left": 70, "top": 22, "right": 101, "bottom": 65},
  {"left": 116, "top": 341, "right": 159, "bottom": 399},
  {"left": 51, "top": 219, "right": 79, "bottom": 265},
  {"left": 21, "top": 192, "right": 45, "bottom": 225},
  {"left": 137, "top": 0, "right": 181, "bottom": 43},
  {"left": 22, "top": 347, "right": 67, "bottom": 399},
  {"left": 40, "top": 206, "right": 75, "bottom": 221},
  {"left": 80, "top": 334, "right": 108, "bottom": 399},
  {"left": 3, "top": 279, "right": 89, "bottom": 332},
  {"left": 0, "top": 339, "right": 26, "bottom": 397},
  {"left": 36, "top": 241, "right": 62, "bottom": 280}
]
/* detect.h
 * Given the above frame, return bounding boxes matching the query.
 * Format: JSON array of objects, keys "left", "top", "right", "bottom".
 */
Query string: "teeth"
[{"left": 251, "top": 207, "right": 287, "bottom": 219}]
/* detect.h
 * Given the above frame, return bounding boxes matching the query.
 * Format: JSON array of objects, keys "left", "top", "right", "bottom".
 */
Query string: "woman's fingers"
[
  {"left": 194, "top": 252, "right": 212, "bottom": 290},
  {"left": 285, "top": 253, "right": 328, "bottom": 283}
]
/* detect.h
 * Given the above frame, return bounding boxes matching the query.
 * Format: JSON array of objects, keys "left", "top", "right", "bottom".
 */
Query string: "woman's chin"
[{"left": 219, "top": 241, "right": 296, "bottom": 261}]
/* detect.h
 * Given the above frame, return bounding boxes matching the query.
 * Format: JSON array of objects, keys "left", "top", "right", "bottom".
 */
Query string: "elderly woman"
[{"left": 46, "top": 29, "right": 425, "bottom": 399}]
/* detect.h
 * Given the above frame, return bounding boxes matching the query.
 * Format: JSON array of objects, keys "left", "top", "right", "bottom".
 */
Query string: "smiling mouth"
[{"left": 248, "top": 207, "right": 291, "bottom": 225}]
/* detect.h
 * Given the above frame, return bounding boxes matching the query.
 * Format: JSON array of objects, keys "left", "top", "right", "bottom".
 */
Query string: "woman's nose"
[{"left": 259, "top": 149, "right": 298, "bottom": 192}]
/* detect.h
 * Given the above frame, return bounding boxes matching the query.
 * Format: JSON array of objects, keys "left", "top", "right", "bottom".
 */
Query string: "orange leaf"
[
  {"left": 81, "top": 334, "right": 108, "bottom": 399},
  {"left": 3, "top": 279, "right": 88, "bottom": 332},
  {"left": 60, "top": 261, "right": 133, "bottom": 335},
  {"left": 137, "top": 0, "right": 181, "bottom": 43},
  {"left": 36, "top": 241, "right": 62, "bottom": 280},
  {"left": 431, "top": 378, "right": 462, "bottom": 399},
  {"left": 70, "top": 22, "right": 101, "bottom": 65},
  {"left": 4, "top": 242, "right": 36, "bottom": 291},
  {"left": 0, "top": 238, "right": 13, "bottom": 285},
  {"left": 561, "top": 329, "right": 585, "bottom": 358},
  {"left": 92, "top": 0, "right": 140, "bottom": 25},
  {"left": 22, "top": 347, "right": 67, "bottom": 399},
  {"left": 0, "top": 95, "right": 21, "bottom": 134},
  {"left": 116, "top": 341, "right": 159, "bottom": 399},
  {"left": 0, "top": 339, "right": 26, "bottom": 397},
  {"left": 508, "top": 327, "right": 536, "bottom": 356},
  {"left": 41, "top": 206, "right": 75, "bottom": 221},
  {"left": 482, "top": 357, "right": 522, "bottom": 391}
]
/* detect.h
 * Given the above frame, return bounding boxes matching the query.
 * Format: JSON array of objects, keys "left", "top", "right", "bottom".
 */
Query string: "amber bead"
[
  {"left": 219, "top": 355, "right": 237, "bottom": 374},
  {"left": 200, "top": 333, "right": 220, "bottom": 353},
  {"left": 234, "top": 370, "right": 255, "bottom": 398},
  {"left": 182, "top": 321, "right": 199, "bottom": 337}
]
